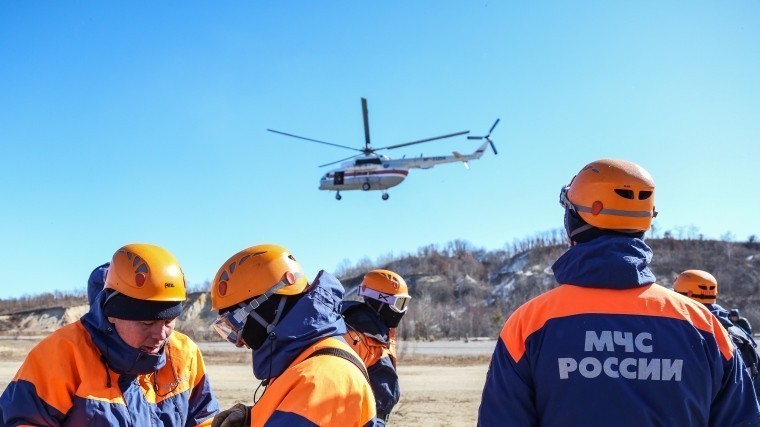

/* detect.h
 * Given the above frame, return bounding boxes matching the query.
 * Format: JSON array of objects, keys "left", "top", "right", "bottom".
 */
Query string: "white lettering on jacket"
[{"left": 559, "top": 330, "right": 682, "bottom": 381}]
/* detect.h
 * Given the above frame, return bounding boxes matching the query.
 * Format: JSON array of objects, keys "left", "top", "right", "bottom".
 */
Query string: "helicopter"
[{"left": 267, "top": 98, "right": 499, "bottom": 200}]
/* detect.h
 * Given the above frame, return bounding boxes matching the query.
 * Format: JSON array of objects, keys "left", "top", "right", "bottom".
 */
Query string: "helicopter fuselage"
[
  {"left": 319, "top": 158, "right": 408, "bottom": 191},
  {"left": 319, "top": 141, "right": 489, "bottom": 193}
]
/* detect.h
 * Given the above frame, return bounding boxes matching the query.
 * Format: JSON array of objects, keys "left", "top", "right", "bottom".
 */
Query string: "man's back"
[
  {"left": 479, "top": 283, "right": 759, "bottom": 426},
  {"left": 480, "top": 233, "right": 759, "bottom": 427}
]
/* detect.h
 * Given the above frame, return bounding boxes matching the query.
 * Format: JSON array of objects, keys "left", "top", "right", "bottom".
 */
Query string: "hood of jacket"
[
  {"left": 341, "top": 300, "right": 391, "bottom": 344},
  {"left": 81, "top": 290, "right": 168, "bottom": 376},
  {"left": 87, "top": 262, "right": 110, "bottom": 307},
  {"left": 552, "top": 235, "right": 656, "bottom": 290},
  {"left": 252, "top": 270, "right": 347, "bottom": 379},
  {"left": 705, "top": 303, "right": 734, "bottom": 328}
]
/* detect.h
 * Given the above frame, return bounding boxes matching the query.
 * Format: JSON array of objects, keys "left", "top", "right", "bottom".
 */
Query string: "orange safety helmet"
[
  {"left": 211, "top": 244, "right": 309, "bottom": 311},
  {"left": 360, "top": 269, "right": 410, "bottom": 298},
  {"left": 561, "top": 159, "right": 656, "bottom": 232},
  {"left": 673, "top": 270, "right": 718, "bottom": 304},
  {"left": 104, "top": 243, "right": 186, "bottom": 302}
]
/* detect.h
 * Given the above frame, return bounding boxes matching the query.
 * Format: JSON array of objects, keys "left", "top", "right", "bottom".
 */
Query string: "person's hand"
[{"left": 211, "top": 403, "right": 251, "bottom": 427}]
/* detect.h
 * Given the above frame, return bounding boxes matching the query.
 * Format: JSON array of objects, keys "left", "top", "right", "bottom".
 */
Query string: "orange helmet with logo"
[
  {"left": 561, "top": 159, "right": 656, "bottom": 232},
  {"left": 673, "top": 270, "right": 718, "bottom": 304},
  {"left": 360, "top": 269, "right": 410, "bottom": 297},
  {"left": 104, "top": 243, "right": 186, "bottom": 302},
  {"left": 359, "top": 269, "right": 411, "bottom": 314},
  {"left": 211, "top": 244, "right": 309, "bottom": 311}
]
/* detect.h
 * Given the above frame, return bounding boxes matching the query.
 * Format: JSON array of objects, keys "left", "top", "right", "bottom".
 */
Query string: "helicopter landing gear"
[
  {"left": 382, "top": 192, "right": 389, "bottom": 201},
  {"left": 362, "top": 182, "right": 371, "bottom": 191},
  {"left": 335, "top": 192, "right": 342, "bottom": 200}
]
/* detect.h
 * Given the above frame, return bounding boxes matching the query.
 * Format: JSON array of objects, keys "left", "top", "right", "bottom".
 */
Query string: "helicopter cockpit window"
[{"left": 355, "top": 158, "right": 382, "bottom": 166}]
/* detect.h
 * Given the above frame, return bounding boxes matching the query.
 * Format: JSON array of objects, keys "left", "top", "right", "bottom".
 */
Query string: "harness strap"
[{"left": 305, "top": 347, "right": 370, "bottom": 384}]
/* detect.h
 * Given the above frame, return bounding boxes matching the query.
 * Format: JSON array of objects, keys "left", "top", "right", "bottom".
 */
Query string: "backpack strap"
[{"left": 305, "top": 347, "right": 371, "bottom": 384}]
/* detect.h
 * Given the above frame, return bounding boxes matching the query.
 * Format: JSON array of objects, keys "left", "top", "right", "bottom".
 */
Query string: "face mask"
[{"left": 380, "top": 305, "right": 405, "bottom": 328}]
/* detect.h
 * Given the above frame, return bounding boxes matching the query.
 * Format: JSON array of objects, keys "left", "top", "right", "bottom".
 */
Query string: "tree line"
[{"left": 2, "top": 230, "right": 758, "bottom": 342}]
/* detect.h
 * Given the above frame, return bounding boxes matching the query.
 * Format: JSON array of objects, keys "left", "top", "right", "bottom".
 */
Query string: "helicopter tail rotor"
[{"left": 467, "top": 118, "right": 500, "bottom": 155}]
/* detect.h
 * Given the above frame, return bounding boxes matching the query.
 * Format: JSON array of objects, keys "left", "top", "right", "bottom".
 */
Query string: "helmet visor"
[
  {"left": 360, "top": 287, "right": 411, "bottom": 313},
  {"left": 210, "top": 271, "right": 299, "bottom": 345},
  {"left": 211, "top": 307, "right": 248, "bottom": 345}
]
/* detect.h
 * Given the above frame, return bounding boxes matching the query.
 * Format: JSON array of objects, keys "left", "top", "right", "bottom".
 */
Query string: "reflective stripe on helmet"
[{"left": 572, "top": 204, "right": 653, "bottom": 218}]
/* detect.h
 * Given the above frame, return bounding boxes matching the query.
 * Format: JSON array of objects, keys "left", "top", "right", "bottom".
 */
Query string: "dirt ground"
[{"left": 0, "top": 339, "right": 489, "bottom": 426}]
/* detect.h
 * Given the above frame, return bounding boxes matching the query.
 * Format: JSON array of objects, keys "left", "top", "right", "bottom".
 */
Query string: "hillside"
[{"left": 1, "top": 237, "right": 759, "bottom": 339}]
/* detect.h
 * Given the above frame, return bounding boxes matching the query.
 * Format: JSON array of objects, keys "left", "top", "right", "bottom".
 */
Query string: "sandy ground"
[{"left": 0, "top": 338, "right": 490, "bottom": 426}]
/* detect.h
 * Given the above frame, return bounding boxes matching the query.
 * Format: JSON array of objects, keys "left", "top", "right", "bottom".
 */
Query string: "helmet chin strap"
[
  {"left": 248, "top": 296, "right": 288, "bottom": 335},
  {"left": 569, "top": 224, "right": 594, "bottom": 239}
]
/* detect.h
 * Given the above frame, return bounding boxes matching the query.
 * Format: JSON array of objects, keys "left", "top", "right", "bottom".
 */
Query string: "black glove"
[{"left": 211, "top": 403, "right": 251, "bottom": 427}]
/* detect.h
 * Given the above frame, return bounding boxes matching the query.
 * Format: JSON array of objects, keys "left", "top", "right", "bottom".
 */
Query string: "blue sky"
[{"left": 1, "top": 2, "right": 759, "bottom": 298}]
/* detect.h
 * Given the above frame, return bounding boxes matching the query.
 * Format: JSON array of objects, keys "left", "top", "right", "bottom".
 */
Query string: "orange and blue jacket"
[
  {"left": 341, "top": 301, "right": 400, "bottom": 425},
  {"left": 0, "top": 291, "right": 219, "bottom": 426},
  {"left": 478, "top": 235, "right": 760, "bottom": 427},
  {"left": 248, "top": 271, "right": 376, "bottom": 427}
]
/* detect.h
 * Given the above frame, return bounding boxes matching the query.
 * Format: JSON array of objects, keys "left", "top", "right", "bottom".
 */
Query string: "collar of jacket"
[
  {"left": 552, "top": 235, "right": 656, "bottom": 290},
  {"left": 252, "top": 270, "right": 348, "bottom": 380},
  {"left": 341, "top": 300, "right": 391, "bottom": 344},
  {"left": 80, "top": 290, "right": 167, "bottom": 376}
]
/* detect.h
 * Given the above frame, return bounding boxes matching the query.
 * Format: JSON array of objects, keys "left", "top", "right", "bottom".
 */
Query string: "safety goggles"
[
  {"left": 211, "top": 272, "right": 298, "bottom": 345},
  {"left": 360, "top": 288, "right": 411, "bottom": 313},
  {"left": 558, "top": 185, "right": 575, "bottom": 211}
]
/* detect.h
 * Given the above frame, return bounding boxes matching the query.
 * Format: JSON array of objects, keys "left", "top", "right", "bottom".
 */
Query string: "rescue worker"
[
  {"left": 478, "top": 159, "right": 760, "bottom": 426},
  {"left": 208, "top": 244, "right": 376, "bottom": 427},
  {"left": 730, "top": 308, "right": 754, "bottom": 336},
  {"left": 674, "top": 270, "right": 760, "bottom": 388},
  {"left": 342, "top": 269, "right": 411, "bottom": 426},
  {"left": 0, "top": 243, "right": 220, "bottom": 426}
]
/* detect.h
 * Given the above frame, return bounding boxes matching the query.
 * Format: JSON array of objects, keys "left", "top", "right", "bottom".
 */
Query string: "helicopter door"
[{"left": 334, "top": 171, "right": 344, "bottom": 185}]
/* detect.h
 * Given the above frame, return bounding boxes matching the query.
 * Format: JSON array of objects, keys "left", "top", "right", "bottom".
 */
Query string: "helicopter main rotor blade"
[
  {"left": 377, "top": 130, "right": 470, "bottom": 151},
  {"left": 361, "top": 98, "right": 371, "bottom": 150},
  {"left": 488, "top": 118, "right": 501, "bottom": 135},
  {"left": 467, "top": 136, "right": 484, "bottom": 140},
  {"left": 319, "top": 153, "right": 363, "bottom": 168},
  {"left": 267, "top": 129, "right": 363, "bottom": 152}
]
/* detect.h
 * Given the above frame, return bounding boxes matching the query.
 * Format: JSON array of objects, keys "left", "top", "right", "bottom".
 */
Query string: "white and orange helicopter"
[{"left": 267, "top": 98, "right": 499, "bottom": 200}]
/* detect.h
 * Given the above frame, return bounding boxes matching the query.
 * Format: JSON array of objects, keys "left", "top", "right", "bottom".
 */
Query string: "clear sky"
[{"left": 1, "top": 2, "right": 758, "bottom": 299}]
